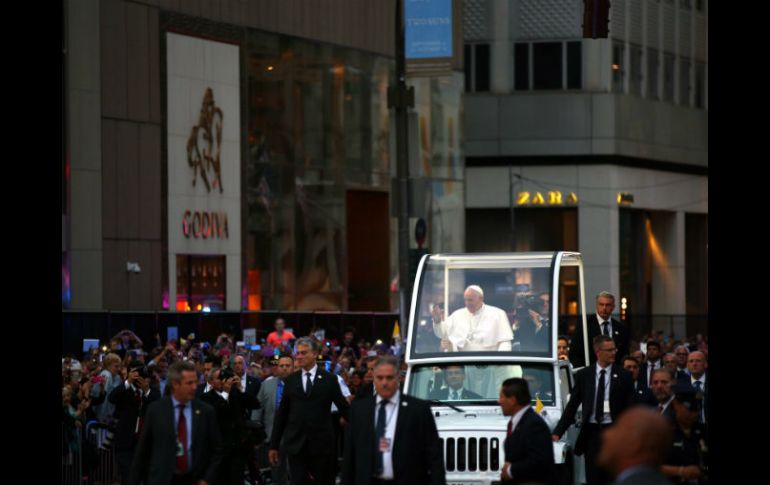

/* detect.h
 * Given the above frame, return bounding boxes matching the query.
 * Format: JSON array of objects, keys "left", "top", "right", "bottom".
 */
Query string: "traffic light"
[{"left": 583, "top": 0, "right": 610, "bottom": 39}]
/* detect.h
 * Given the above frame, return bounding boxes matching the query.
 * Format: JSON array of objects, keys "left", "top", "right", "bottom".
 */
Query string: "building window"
[
  {"left": 514, "top": 43, "right": 529, "bottom": 90},
  {"left": 464, "top": 44, "right": 472, "bottom": 91},
  {"left": 663, "top": 53, "right": 675, "bottom": 102},
  {"left": 465, "top": 43, "right": 490, "bottom": 92},
  {"left": 566, "top": 41, "right": 582, "bottom": 89},
  {"left": 533, "top": 42, "right": 562, "bottom": 90},
  {"left": 647, "top": 48, "right": 659, "bottom": 100},
  {"left": 695, "top": 0, "right": 704, "bottom": 12},
  {"left": 629, "top": 44, "right": 643, "bottom": 96},
  {"left": 679, "top": 57, "right": 691, "bottom": 106},
  {"left": 694, "top": 61, "right": 706, "bottom": 109},
  {"left": 612, "top": 42, "right": 624, "bottom": 93},
  {"left": 514, "top": 41, "right": 581, "bottom": 91},
  {"left": 681, "top": 0, "right": 692, "bottom": 10}
]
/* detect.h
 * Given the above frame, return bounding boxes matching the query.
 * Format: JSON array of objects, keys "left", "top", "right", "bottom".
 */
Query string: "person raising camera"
[
  {"left": 514, "top": 294, "right": 550, "bottom": 353},
  {"left": 109, "top": 361, "right": 161, "bottom": 484}
]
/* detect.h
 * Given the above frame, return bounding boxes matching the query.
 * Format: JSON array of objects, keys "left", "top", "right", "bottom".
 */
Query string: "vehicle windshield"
[
  {"left": 410, "top": 254, "right": 555, "bottom": 358},
  {"left": 407, "top": 363, "right": 556, "bottom": 407}
]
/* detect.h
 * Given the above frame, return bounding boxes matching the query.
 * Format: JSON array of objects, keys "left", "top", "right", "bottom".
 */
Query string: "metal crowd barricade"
[
  {"left": 62, "top": 423, "right": 82, "bottom": 485},
  {"left": 83, "top": 420, "right": 120, "bottom": 485}
]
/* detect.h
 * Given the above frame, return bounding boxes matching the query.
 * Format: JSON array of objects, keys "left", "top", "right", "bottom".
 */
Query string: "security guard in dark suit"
[{"left": 661, "top": 389, "right": 708, "bottom": 484}]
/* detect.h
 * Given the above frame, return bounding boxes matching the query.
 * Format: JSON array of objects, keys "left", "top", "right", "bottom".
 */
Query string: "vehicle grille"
[{"left": 440, "top": 437, "right": 501, "bottom": 472}]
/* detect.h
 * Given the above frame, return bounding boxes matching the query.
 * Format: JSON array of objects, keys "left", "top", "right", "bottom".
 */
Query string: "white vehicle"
[{"left": 403, "top": 252, "right": 590, "bottom": 485}]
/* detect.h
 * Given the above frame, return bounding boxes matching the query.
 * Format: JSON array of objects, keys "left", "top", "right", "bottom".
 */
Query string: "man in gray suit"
[
  {"left": 598, "top": 407, "right": 672, "bottom": 484},
  {"left": 256, "top": 354, "right": 294, "bottom": 485}
]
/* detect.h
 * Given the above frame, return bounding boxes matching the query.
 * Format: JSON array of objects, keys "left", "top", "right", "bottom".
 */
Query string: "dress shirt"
[
  {"left": 303, "top": 365, "right": 318, "bottom": 393},
  {"left": 375, "top": 391, "right": 400, "bottom": 480},
  {"left": 170, "top": 396, "right": 193, "bottom": 470},
  {"left": 590, "top": 363, "right": 612, "bottom": 424}
]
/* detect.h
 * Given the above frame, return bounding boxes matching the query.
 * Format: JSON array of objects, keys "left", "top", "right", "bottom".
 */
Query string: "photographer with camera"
[
  {"left": 339, "top": 328, "right": 360, "bottom": 361},
  {"left": 108, "top": 361, "right": 161, "bottom": 484},
  {"left": 233, "top": 354, "right": 264, "bottom": 485},
  {"left": 514, "top": 293, "right": 550, "bottom": 353},
  {"left": 201, "top": 366, "right": 253, "bottom": 485}
]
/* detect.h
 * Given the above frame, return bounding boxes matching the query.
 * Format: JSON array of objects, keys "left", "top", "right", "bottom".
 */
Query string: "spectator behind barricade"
[
  {"left": 339, "top": 328, "right": 360, "bottom": 361},
  {"left": 683, "top": 351, "right": 708, "bottom": 424},
  {"left": 675, "top": 345, "right": 690, "bottom": 377},
  {"left": 348, "top": 369, "right": 365, "bottom": 396},
  {"left": 147, "top": 350, "right": 171, "bottom": 396},
  {"left": 640, "top": 340, "right": 663, "bottom": 388},
  {"left": 266, "top": 318, "right": 296, "bottom": 349},
  {"left": 249, "top": 361, "right": 263, "bottom": 379},
  {"left": 354, "top": 355, "right": 378, "bottom": 400},
  {"left": 621, "top": 355, "right": 657, "bottom": 407},
  {"left": 663, "top": 352, "right": 683, "bottom": 379},
  {"left": 91, "top": 352, "right": 123, "bottom": 423},
  {"left": 597, "top": 407, "right": 672, "bottom": 484},
  {"left": 650, "top": 368, "right": 676, "bottom": 425},
  {"left": 112, "top": 328, "right": 144, "bottom": 356},
  {"left": 195, "top": 354, "right": 220, "bottom": 398}
]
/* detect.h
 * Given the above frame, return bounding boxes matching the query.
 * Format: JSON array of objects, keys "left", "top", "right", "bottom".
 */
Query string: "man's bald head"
[{"left": 598, "top": 406, "right": 673, "bottom": 477}]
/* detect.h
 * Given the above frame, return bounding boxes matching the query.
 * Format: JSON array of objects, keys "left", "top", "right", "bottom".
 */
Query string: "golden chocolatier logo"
[{"left": 186, "top": 87, "right": 224, "bottom": 193}]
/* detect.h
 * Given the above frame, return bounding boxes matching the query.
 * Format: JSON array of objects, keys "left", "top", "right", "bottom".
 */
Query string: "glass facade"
[
  {"left": 243, "top": 30, "right": 466, "bottom": 312},
  {"left": 244, "top": 31, "right": 394, "bottom": 311}
]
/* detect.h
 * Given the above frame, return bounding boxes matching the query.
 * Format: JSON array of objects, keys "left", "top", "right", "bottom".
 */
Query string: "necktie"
[
  {"left": 276, "top": 380, "right": 284, "bottom": 408},
  {"left": 602, "top": 321, "right": 610, "bottom": 337},
  {"left": 506, "top": 419, "right": 513, "bottom": 436},
  {"left": 595, "top": 370, "right": 606, "bottom": 423},
  {"left": 693, "top": 381, "right": 704, "bottom": 422},
  {"left": 693, "top": 380, "right": 702, "bottom": 393},
  {"left": 451, "top": 390, "right": 458, "bottom": 401},
  {"left": 375, "top": 399, "right": 389, "bottom": 474},
  {"left": 658, "top": 404, "right": 664, "bottom": 414},
  {"left": 305, "top": 372, "right": 313, "bottom": 396},
  {"left": 176, "top": 404, "right": 188, "bottom": 473}
]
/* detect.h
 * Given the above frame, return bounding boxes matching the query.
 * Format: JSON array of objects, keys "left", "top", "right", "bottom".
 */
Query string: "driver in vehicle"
[
  {"left": 428, "top": 366, "right": 483, "bottom": 401},
  {"left": 431, "top": 285, "right": 513, "bottom": 352}
]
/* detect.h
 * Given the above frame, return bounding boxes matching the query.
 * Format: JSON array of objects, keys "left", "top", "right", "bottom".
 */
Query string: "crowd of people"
[
  {"left": 62, "top": 292, "right": 709, "bottom": 485},
  {"left": 61, "top": 322, "right": 403, "bottom": 485}
]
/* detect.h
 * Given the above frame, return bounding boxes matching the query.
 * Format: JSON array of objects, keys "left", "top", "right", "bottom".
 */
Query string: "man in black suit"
[
  {"left": 637, "top": 340, "right": 662, "bottom": 388},
  {"left": 427, "top": 365, "right": 483, "bottom": 400},
  {"left": 650, "top": 369, "right": 676, "bottom": 425},
  {"left": 342, "top": 355, "right": 445, "bottom": 485},
  {"left": 129, "top": 360, "right": 223, "bottom": 485},
  {"left": 569, "top": 291, "right": 629, "bottom": 368},
  {"left": 233, "top": 354, "right": 263, "bottom": 484},
  {"left": 620, "top": 355, "right": 656, "bottom": 406},
  {"left": 195, "top": 355, "right": 219, "bottom": 398},
  {"left": 269, "top": 337, "right": 350, "bottom": 485},
  {"left": 354, "top": 355, "right": 378, "bottom": 401},
  {"left": 498, "top": 377, "right": 554, "bottom": 484},
  {"left": 598, "top": 407, "right": 672, "bottom": 485},
  {"left": 200, "top": 367, "right": 252, "bottom": 485},
  {"left": 108, "top": 362, "right": 161, "bottom": 484},
  {"left": 553, "top": 335, "right": 634, "bottom": 485},
  {"left": 681, "top": 351, "right": 708, "bottom": 424}
]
